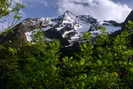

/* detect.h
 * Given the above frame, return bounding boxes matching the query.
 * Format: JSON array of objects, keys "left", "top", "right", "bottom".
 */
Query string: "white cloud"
[{"left": 57, "top": 0, "right": 132, "bottom": 22}]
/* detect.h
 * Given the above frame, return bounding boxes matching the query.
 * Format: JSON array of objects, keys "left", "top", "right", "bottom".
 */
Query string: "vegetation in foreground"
[
  {"left": 1, "top": 0, "right": 133, "bottom": 89},
  {"left": 0, "top": 23, "right": 133, "bottom": 89}
]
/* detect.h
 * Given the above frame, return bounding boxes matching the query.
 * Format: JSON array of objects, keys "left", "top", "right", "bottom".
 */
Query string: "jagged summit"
[
  {"left": 38, "top": 10, "right": 122, "bottom": 46},
  {"left": 20, "top": 10, "right": 124, "bottom": 46},
  {"left": 0, "top": 10, "right": 130, "bottom": 47},
  {"left": 63, "top": 10, "right": 76, "bottom": 18}
]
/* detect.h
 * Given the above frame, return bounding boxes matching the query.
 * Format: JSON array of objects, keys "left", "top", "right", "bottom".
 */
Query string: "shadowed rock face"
[
  {"left": 103, "top": 20, "right": 122, "bottom": 27},
  {"left": 124, "top": 10, "right": 133, "bottom": 25},
  {"left": 0, "top": 18, "right": 50, "bottom": 45},
  {"left": 0, "top": 23, "right": 28, "bottom": 45},
  {"left": 123, "top": 10, "right": 133, "bottom": 47},
  {"left": 0, "top": 10, "right": 131, "bottom": 47},
  {"left": 122, "top": 10, "right": 133, "bottom": 29}
]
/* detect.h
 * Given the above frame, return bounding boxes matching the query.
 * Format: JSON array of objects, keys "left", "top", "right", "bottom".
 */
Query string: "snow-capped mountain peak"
[
  {"left": 0, "top": 10, "right": 133, "bottom": 47},
  {"left": 25, "top": 10, "right": 123, "bottom": 46}
]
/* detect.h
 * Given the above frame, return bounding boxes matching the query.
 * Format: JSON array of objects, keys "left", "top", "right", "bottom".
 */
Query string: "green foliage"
[
  {"left": 0, "top": 40, "right": 61, "bottom": 89},
  {"left": 32, "top": 30, "right": 45, "bottom": 42},
  {"left": 1, "top": 25, "right": 133, "bottom": 89},
  {"left": 0, "top": 0, "right": 25, "bottom": 18},
  {"left": 126, "top": 21, "right": 133, "bottom": 29},
  {"left": 0, "top": 0, "right": 10, "bottom": 17},
  {"left": 1, "top": 6, "right": 133, "bottom": 88},
  {"left": 11, "top": 3, "right": 25, "bottom": 20},
  {"left": 0, "top": 0, "right": 25, "bottom": 32}
]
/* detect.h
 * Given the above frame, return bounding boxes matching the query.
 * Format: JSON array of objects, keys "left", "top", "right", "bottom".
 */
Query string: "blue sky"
[
  {"left": 22, "top": 0, "right": 58, "bottom": 17},
  {"left": 21, "top": 0, "right": 133, "bottom": 22},
  {"left": 0, "top": 0, "right": 133, "bottom": 31}
]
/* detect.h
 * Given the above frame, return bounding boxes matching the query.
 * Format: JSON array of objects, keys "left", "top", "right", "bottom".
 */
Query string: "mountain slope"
[{"left": 0, "top": 10, "right": 132, "bottom": 47}]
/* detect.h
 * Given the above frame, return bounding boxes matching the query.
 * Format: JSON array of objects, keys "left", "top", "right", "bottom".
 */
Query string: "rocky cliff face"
[
  {"left": 121, "top": 10, "right": 133, "bottom": 30},
  {"left": 30, "top": 10, "right": 122, "bottom": 46},
  {"left": 35, "top": 10, "right": 122, "bottom": 46},
  {"left": 0, "top": 10, "right": 133, "bottom": 47},
  {"left": 124, "top": 10, "right": 133, "bottom": 26}
]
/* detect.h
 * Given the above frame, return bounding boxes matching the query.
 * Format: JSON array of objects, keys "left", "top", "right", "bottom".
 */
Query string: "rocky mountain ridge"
[{"left": 0, "top": 10, "right": 133, "bottom": 47}]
